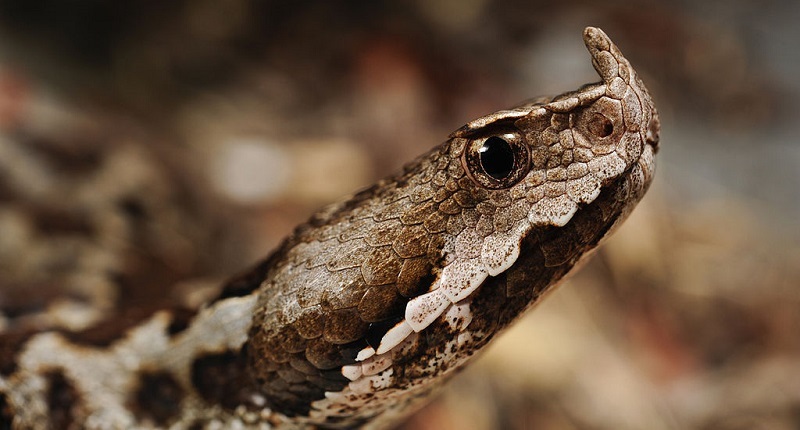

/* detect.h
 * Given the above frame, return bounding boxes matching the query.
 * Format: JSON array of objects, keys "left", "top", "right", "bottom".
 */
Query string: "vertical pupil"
[{"left": 479, "top": 136, "right": 515, "bottom": 180}]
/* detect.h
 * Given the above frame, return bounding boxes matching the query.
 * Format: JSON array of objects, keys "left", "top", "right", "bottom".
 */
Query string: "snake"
[{"left": 0, "top": 27, "right": 659, "bottom": 429}]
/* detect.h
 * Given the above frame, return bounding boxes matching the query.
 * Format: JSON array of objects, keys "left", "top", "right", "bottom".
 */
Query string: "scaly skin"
[{"left": 0, "top": 27, "right": 659, "bottom": 429}]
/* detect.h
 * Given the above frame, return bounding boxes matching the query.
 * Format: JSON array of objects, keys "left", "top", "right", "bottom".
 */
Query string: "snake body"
[{"left": 0, "top": 27, "right": 659, "bottom": 429}]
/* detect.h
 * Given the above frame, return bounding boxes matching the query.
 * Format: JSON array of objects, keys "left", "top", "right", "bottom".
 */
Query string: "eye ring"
[{"left": 463, "top": 132, "right": 530, "bottom": 189}]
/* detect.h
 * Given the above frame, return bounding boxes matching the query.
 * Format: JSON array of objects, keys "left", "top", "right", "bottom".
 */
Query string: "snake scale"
[{"left": 0, "top": 27, "right": 659, "bottom": 429}]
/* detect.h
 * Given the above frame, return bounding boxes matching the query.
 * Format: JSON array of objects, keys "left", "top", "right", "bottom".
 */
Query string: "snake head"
[
  {"left": 400, "top": 26, "right": 659, "bottom": 323},
  {"left": 315, "top": 26, "right": 658, "bottom": 425},
  {"left": 245, "top": 27, "right": 659, "bottom": 428}
]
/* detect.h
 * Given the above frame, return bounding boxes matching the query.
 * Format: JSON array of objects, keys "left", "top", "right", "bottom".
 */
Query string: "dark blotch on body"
[
  {"left": 29, "top": 206, "right": 95, "bottom": 237},
  {"left": 118, "top": 197, "right": 147, "bottom": 220},
  {"left": 191, "top": 348, "right": 258, "bottom": 410},
  {"left": 166, "top": 307, "right": 197, "bottom": 335},
  {"left": 24, "top": 135, "right": 104, "bottom": 175},
  {"left": 0, "top": 280, "right": 82, "bottom": 319},
  {"left": 46, "top": 370, "right": 80, "bottom": 430},
  {"left": 0, "top": 392, "right": 13, "bottom": 430},
  {"left": 131, "top": 371, "right": 183, "bottom": 425},
  {"left": 0, "top": 329, "right": 38, "bottom": 375},
  {"left": 62, "top": 306, "right": 177, "bottom": 347}
]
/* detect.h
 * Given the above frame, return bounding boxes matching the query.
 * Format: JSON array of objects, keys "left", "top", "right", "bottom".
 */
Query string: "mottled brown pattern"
[
  {"left": 166, "top": 307, "right": 198, "bottom": 336},
  {"left": 0, "top": 393, "right": 12, "bottom": 430},
  {"left": 190, "top": 349, "right": 261, "bottom": 411},
  {"left": 46, "top": 370, "right": 81, "bottom": 430},
  {"left": 0, "top": 330, "right": 36, "bottom": 376},
  {"left": 131, "top": 371, "right": 183, "bottom": 425},
  {"left": 21, "top": 134, "right": 106, "bottom": 175},
  {"left": 61, "top": 306, "right": 175, "bottom": 347},
  {"left": 26, "top": 205, "right": 95, "bottom": 237},
  {"left": 0, "top": 281, "right": 73, "bottom": 322},
  {"left": 0, "top": 119, "right": 229, "bottom": 339}
]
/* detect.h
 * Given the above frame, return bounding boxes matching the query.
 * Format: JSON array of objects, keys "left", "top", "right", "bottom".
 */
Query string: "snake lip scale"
[{"left": 0, "top": 27, "right": 659, "bottom": 429}]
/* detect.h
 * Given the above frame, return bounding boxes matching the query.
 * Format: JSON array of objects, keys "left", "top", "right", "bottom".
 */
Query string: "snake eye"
[
  {"left": 479, "top": 136, "right": 515, "bottom": 180},
  {"left": 464, "top": 132, "right": 530, "bottom": 189}
]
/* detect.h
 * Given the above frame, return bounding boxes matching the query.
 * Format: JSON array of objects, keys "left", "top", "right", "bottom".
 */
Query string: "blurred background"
[{"left": 0, "top": 1, "right": 797, "bottom": 429}]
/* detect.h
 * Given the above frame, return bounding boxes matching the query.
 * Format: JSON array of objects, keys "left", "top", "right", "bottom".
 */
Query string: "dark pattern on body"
[{"left": 131, "top": 371, "right": 184, "bottom": 425}]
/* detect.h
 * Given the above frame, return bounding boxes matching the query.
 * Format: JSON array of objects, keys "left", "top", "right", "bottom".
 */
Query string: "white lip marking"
[
  {"left": 439, "top": 258, "right": 488, "bottom": 303},
  {"left": 324, "top": 390, "right": 347, "bottom": 402},
  {"left": 481, "top": 223, "right": 528, "bottom": 276},
  {"left": 341, "top": 364, "right": 362, "bottom": 381},
  {"left": 405, "top": 288, "right": 450, "bottom": 332},
  {"left": 588, "top": 152, "right": 626, "bottom": 181},
  {"left": 444, "top": 300, "right": 473, "bottom": 331},
  {"left": 361, "top": 354, "right": 393, "bottom": 376},
  {"left": 456, "top": 331, "right": 474, "bottom": 347},
  {"left": 355, "top": 346, "right": 376, "bottom": 362},
  {"left": 349, "top": 368, "right": 394, "bottom": 394},
  {"left": 529, "top": 195, "right": 577, "bottom": 227},
  {"left": 454, "top": 230, "right": 483, "bottom": 259},
  {"left": 376, "top": 320, "right": 413, "bottom": 355},
  {"left": 389, "top": 331, "right": 419, "bottom": 360},
  {"left": 566, "top": 174, "right": 600, "bottom": 203}
]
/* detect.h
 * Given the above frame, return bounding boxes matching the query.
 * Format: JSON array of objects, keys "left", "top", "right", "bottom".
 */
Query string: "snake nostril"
[{"left": 588, "top": 113, "right": 614, "bottom": 138}]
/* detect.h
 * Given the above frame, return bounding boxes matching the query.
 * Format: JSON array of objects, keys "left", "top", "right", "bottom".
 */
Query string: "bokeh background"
[{"left": 0, "top": 1, "right": 798, "bottom": 428}]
